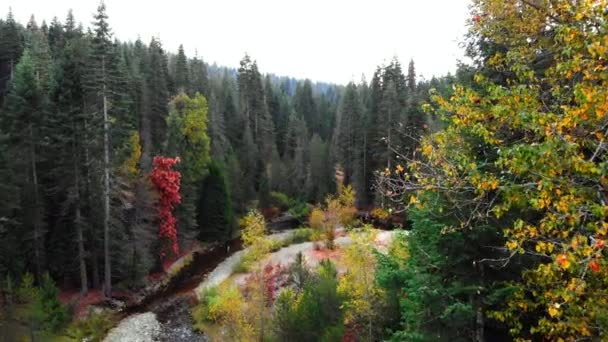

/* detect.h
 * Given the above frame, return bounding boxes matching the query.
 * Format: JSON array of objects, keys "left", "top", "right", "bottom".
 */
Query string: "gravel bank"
[{"left": 103, "top": 312, "right": 161, "bottom": 342}]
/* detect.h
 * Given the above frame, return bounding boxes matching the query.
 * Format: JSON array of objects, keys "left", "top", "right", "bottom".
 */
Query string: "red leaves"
[
  {"left": 595, "top": 239, "right": 605, "bottom": 250},
  {"left": 589, "top": 260, "right": 600, "bottom": 273},
  {"left": 151, "top": 156, "right": 182, "bottom": 266},
  {"left": 243, "top": 263, "right": 285, "bottom": 306}
]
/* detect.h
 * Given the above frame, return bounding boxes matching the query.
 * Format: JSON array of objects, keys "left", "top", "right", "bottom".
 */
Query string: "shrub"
[
  {"left": 35, "top": 273, "right": 67, "bottom": 333},
  {"left": 272, "top": 259, "right": 344, "bottom": 341},
  {"left": 240, "top": 210, "right": 272, "bottom": 268},
  {"left": 288, "top": 200, "right": 310, "bottom": 221},
  {"left": 16, "top": 273, "right": 37, "bottom": 303},
  {"left": 269, "top": 191, "right": 291, "bottom": 211},
  {"left": 67, "top": 310, "right": 116, "bottom": 342},
  {"left": 232, "top": 257, "right": 250, "bottom": 274},
  {"left": 370, "top": 208, "right": 390, "bottom": 221},
  {"left": 289, "top": 228, "right": 313, "bottom": 244},
  {"left": 193, "top": 284, "right": 254, "bottom": 340},
  {"left": 192, "top": 286, "right": 219, "bottom": 323}
]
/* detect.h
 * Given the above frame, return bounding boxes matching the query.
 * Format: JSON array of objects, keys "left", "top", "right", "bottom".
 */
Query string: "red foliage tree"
[{"left": 150, "top": 156, "right": 182, "bottom": 266}]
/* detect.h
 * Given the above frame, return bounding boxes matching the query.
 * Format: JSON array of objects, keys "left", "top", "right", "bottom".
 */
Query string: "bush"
[
  {"left": 269, "top": 191, "right": 291, "bottom": 211},
  {"left": 232, "top": 257, "right": 250, "bottom": 274},
  {"left": 193, "top": 284, "right": 254, "bottom": 340},
  {"left": 370, "top": 207, "right": 390, "bottom": 221},
  {"left": 272, "top": 259, "right": 344, "bottom": 341},
  {"left": 67, "top": 310, "right": 116, "bottom": 342},
  {"left": 289, "top": 228, "right": 313, "bottom": 244},
  {"left": 16, "top": 273, "right": 37, "bottom": 303},
  {"left": 288, "top": 200, "right": 310, "bottom": 221},
  {"left": 239, "top": 210, "right": 272, "bottom": 270},
  {"left": 35, "top": 273, "right": 67, "bottom": 333},
  {"left": 192, "top": 286, "right": 219, "bottom": 324}
]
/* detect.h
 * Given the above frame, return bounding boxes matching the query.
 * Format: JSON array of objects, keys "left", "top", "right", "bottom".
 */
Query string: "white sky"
[{"left": 6, "top": 0, "right": 471, "bottom": 84}]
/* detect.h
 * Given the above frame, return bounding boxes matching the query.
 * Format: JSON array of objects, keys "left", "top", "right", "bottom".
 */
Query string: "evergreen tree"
[
  {"left": 406, "top": 58, "right": 416, "bottom": 92},
  {"left": 294, "top": 79, "right": 318, "bottom": 135},
  {"left": 49, "top": 23, "right": 90, "bottom": 293},
  {"left": 237, "top": 54, "right": 274, "bottom": 163},
  {"left": 207, "top": 90, "right": 231, "bottom": 160},
  {"left": 174, "top": 44, "right": 189, "bottom": 93},
  {"left": 1, "top": 50, "right": 47, "bottom": 280},
  {"left": 89, "top": 1, "right": 116, "bottom": 297},
  {"left": 25, "top": 16, "right": 52, "bottom": 94},
  {"left": 196, "top": 161, "right": 234, "bottom": 242},
  {"left": 189, "top": 51, "right": 208, "bottom": 97},
  {"left": 0, "top": 9, "right": 24, "bottom": 104},
  {"left": 284, "top": 112, "right": 308, "bottom": 199},
  {"left": 335, "top": 83, "right": 365, "bottom": 197},
  {"left": 47, "top": 16, "right": 64, "bottom": 59},
  {"left": 307, "top": 134, "right": 331, "bottom": 202},
  {"left": 140, "top": 37, "right": 169, "bottom": 171}
]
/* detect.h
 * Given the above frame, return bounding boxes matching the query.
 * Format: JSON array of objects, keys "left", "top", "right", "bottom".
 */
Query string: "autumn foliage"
[
  {"left": 378, "top": 0, "right": 608, "bottom": 339},
  {"left": 150, "top": 156, "right": 182, "bottom": 265}
]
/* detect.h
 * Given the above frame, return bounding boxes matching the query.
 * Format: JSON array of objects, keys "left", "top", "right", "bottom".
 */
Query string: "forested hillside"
[
  {"left": 2, "top": 0, "right": 608, "bottom": 341},
  {"left": 0, "top": 3, "right": 456, "bottom": 299}
]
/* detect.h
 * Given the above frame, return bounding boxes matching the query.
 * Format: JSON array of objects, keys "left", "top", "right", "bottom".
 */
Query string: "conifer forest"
[{"left": 1, "top": 1, "right": 608, "bottom": 341}]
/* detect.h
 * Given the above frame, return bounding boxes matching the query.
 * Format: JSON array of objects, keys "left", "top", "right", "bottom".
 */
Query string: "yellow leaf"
[{"left": 548, "top": 306, "right": 559, "bottom": 317}]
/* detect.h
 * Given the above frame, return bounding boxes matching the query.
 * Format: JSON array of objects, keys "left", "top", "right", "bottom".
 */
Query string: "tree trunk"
[
  {"left": 139, "top": 83, "right": 153, "bottom": 172},
  {"left": 73, "top": 123, "right": 88, "bottom": 295},
  {"left": 83, "top": 115, "right": 100, "bottom": 290},
  {"left": 476, "top": 305, "right": 485, "bottom": 342},
  {"left": 102, "top": 72, "right": 112, "bottom": 298},
  {"left": 475, "top": 263, "right": 485, "bottom": 342},
  {"left": 29, "top": 123, "right": 42, "bottom": 281}
]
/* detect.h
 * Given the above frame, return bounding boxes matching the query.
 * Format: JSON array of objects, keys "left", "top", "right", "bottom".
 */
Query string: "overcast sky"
[{"left": 5, "top": 0, "right": 471, "bottom": 84}]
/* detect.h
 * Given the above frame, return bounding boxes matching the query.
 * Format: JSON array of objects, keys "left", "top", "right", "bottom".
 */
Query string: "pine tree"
[
  {"left": 90, "top": 1, "right": 115, "bottom": 297},
  {"left": 196, "top": 161, "right": 234, "bottom": 242},
  {"left": 140, "top": 37, "right": 169, "bottom": 171},
  {"left": 237, "top": 54, "right": 274, "bottom": 163},
  {"left": 174, "top": 44, "right": 189, "bottom": 93},
  {"left": 189, "top": 51, "right": 208, "bottom": 97},
  {"left": 1, "top": 49, "right": 46, "bottom": 280},
  {"left": 294, "top": 79, "right": 318, "bottom": 135},
  {"left": 335, "top": 83, "right": 364, "bottom": 195},
  {"left": 207, "top": 90, "right": 231, "bottom": 160},
  {"left": 0, "top": 9, "right": 24, "bottom": 105},
  {"left": 49, "top": 22, "right": 91, "bottom": 293},
  {"left": 308, "top": 134, "right": 331, "bottom": 202},
  {"left": 406, "top": 59, "right": 416, "bottom": 92},
  {"left": 25, "top": 15, "right": 52, "bottom": 94},
  {"left": 47, "top": 16, "right": 64, "bottom": 59},
  {"left": 402, "top": 59, "right": 425, "bottom": 160},
  {"left": 284, "top": 113, "right": 308, "bottom": 199},
  {"left": 220, "top": 70, "right": 240, "bottom": 148}
]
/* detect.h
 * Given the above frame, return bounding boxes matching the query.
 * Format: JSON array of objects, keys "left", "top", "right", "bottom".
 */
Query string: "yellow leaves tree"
[
  {"left": 240, "top": 210, "right": 271, "bottom": 268},
  {"left": 309, "top": 185, "right": 358, "bottom": 249},
  {"left": 193, "top": 284, "right": 255, "bottom": 341},
  {"left": 338, "top": 227, "right": 384, "bottom": 340},
  {"left": 403, "top": 0, "right": 608, "bottom": 339}
]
